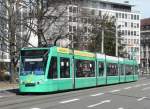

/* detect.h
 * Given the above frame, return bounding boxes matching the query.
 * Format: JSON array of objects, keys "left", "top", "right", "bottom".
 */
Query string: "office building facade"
[{"left": 140, "top": 18, "right": 150, "bottom": 73}]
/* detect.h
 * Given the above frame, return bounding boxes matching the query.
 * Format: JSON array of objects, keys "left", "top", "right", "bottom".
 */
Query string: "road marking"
[
  {"left": 60, "top": 98, "right": 79, "bottom": 104},
  {"left": 88, "top": 100, "right": 111, "bottom": 108},
  {"left": 137, "top": 97, "right": 147, "bottom": 101},
  {"left": 124, "top": 87, "right": 132, "bottom": 90},
  {"left": 133, "top": 85, "right": 141, "bottom": 88},
  {"left": 0, "top": 96, "right": 3, "bottom": 98},
  {"left": 91, "top": 93, "right": 104, "bottom": 97},
  {"left": 142, "top": 84, "right": 148, "bottom": 86},
  {"left": 142, "top": 87, "right": 150, "bottom": 91},
  {"left": 118, "top": 107, "right": 124, "bottom": 109},
  {"left": 31, "top": 108, "right": 40, "bottom": 109},
  {"left": 110, "top": 89, "right": 121, "bottom": 93}
]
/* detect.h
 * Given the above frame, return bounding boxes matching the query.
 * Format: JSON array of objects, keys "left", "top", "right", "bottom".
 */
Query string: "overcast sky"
[{"left": 107, "top": 0, "right": 150, "bottom": 18}]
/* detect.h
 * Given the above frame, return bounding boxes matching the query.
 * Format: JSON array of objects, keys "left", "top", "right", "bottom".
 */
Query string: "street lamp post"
[
  {"left": 115, "top": 23, "right": 118, "bottom": 57},
  {"left": 101, "top": 29, "right": 104, "bottom": 54}
]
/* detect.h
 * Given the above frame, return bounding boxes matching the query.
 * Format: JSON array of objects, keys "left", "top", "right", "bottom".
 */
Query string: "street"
[{"left": 0, "top": 77, "right": 150, "bottom": 109}]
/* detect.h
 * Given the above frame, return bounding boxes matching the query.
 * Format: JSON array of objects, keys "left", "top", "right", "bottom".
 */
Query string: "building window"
[
  {"left": 122, "top": 13, "right": 124, "bottom": 18},
  {"left": 134, "top": 15, "right": 136, "bottom": 20},
  {"left": 102, "top": 3, "right": 106, "bottom": 8},
  {"left": 69, "top": 25, "right": 72, "bottom": 32},
  {"left": 128, "top": 39, "right": 131, "bottom": 44},
  {"left": 125, "top": 30, "right": 127, "bottom": 35},
  {"left": 73, "top": 17, "right": 77, "bottom": 22},
  {"left": 137, "top": 39, "right": 139, "bottom": 44},
  {"left": 131, "top": 23, "right": 133, "bottom": 28},
  {"left": 84, "top": 26, "right": 88, "bottom": 33},
  {"left": 99, "top": 10, "right": 102, "bottom": 16},
  {"left": 122, "top": 30, "right": 124, "bottom": 35},
  {"left": 128, "top": 30, "right": 130, "bottom": 36},
  {"left": 137, "top": 23, "right": 139, "bottom": 28},
  {"left": 137, "top": 15, "right": 139, "bottom": 20},
  {"left": 73, "top": 7, "right": 77, "bottom": 13},
  {"left": 91, "top": 9, "right": 95, "bottom": 15},
  {"left": 134, "top": 39, "right": 136, "bottom": 44},
  {"left": 69, "top": 6, "right": 72, "bottom": 13},
  {"left": 131, "top": 14, "right": 133, "bottom": 20},
  {"left": 69, "top": 16, "right": 72, "bottom": 22},
  {"left": 88, "top": 18, "right": 91, "bottom": 24},
  {"left": 125, "top": 22, "right": 127, "bottom": 27},
  {"left": 119, "top": 13, "right": 121, "bottom": 18},
  {"left": 73, "top": 26, "right": 77, "bottom": 32},
  {"left": 134, "top": 31, "right": 136, "bottom": 36},
  {"left": 131, "top": 31, "right": 133, "bottom": 35},
  {"left": 125, "top": 14, "right": 127, "bottom": 19},
  {"left": 116, "top": 13, "right": 118, "bottom": 18}
]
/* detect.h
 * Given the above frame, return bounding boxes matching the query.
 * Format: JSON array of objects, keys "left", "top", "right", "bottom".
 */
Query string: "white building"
[
  {"left": 0, "top": 0, "right": 10, "bottom": 72},
  {"left": 66, "top": 0, "right": 140, "bottom": 63}
]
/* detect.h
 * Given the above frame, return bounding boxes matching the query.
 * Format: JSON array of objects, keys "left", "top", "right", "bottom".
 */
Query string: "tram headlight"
[
  {"left": 20, "top": 80, "right": 25, "bottom": 85},
  {"left": 37, "top": 81, "right": 40, "bottom": 84},
  {"left": 37, "top": 79, "right": 44, "bottom": 85}
]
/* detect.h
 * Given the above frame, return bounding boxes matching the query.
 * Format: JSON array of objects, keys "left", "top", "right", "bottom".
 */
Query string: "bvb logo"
[{"left": 27, "top": 72, "right": 33, "bottom": 83}]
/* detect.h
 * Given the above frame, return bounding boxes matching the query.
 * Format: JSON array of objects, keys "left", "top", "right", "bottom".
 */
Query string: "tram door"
[{"left": 58, "top": 57, "right": 73, "bottom": 90}]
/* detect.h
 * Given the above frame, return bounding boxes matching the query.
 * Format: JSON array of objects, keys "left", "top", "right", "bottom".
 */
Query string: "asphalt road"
[{"left": 0, "top": 77, "right": 150, "bottom": 109}]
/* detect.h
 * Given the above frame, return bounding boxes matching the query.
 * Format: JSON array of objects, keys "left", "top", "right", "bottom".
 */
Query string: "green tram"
[{"left": 19, "top": 46, "right": 139, "bottom": 92}]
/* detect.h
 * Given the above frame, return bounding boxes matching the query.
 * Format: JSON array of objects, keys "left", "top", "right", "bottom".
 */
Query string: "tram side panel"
[
  {"left": 74, "top": 58, "right": 97, "bottom": 88},
  {"left": 57, "top": 54, "right": 73, "bottom": 90},
  {"left": 106, "top": 56, "right": 119, "bottom": 85},
  {"left": 124, "top": 60, "right": 134, "bottom": 82},
  {"left": 96, "top": 60, "right": 107, "bottom": 86},
  {"left": 118, "top": 58, "right": 125, "bottom": 83}
]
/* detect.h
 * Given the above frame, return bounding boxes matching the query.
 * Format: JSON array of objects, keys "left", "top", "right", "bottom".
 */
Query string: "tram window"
[
  {"left": 48, "top": 57, "right": 57, "bottom": 79},
  {"left": 120, "top": 64, "right": 124, "bottom": 75},
  {"left": 76, "top": 60, "right": 95, "bottom": 77},
  {"left": 98, "top": 62, "right": 104, "bottom": 76},
  {"left": 60, "top": 58, "right": 70, "bottom": 78},
  {"left": 107, "top": 63, "right": 118, "bottom": 76},
  {"left": 125, "top": 65, "right": 134, "bottom": 75}
]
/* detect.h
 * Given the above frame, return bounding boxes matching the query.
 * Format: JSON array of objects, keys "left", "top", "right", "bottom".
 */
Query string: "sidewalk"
[{"left": 0, "top": 82, "right": 18, "bottom": 91}]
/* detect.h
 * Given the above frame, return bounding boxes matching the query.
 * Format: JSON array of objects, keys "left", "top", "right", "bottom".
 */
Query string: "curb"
[{"left": 0, "top": 87, "right": 18, "bottom": 92}]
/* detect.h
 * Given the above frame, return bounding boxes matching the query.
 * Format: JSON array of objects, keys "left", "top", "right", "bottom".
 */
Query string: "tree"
[
  {"left": 21, "top": 0, "right": 73, "bottom": 47},
  {"left": 0, "top": 0, "right": 73, "bottom": 82},
  {"left": 0, "top": 0, "right": 37, "bottom": 82},
  {"left": 87, "top": 14, "right": 123, "bottom": 56},
  {"left": 0, "top": 0, "right": 21, "bottom": 82}
]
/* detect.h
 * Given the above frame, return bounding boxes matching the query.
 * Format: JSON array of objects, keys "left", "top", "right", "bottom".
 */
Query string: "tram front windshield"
[{"left": 20, "top": 50, "right": 48, "bottom": 76}]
